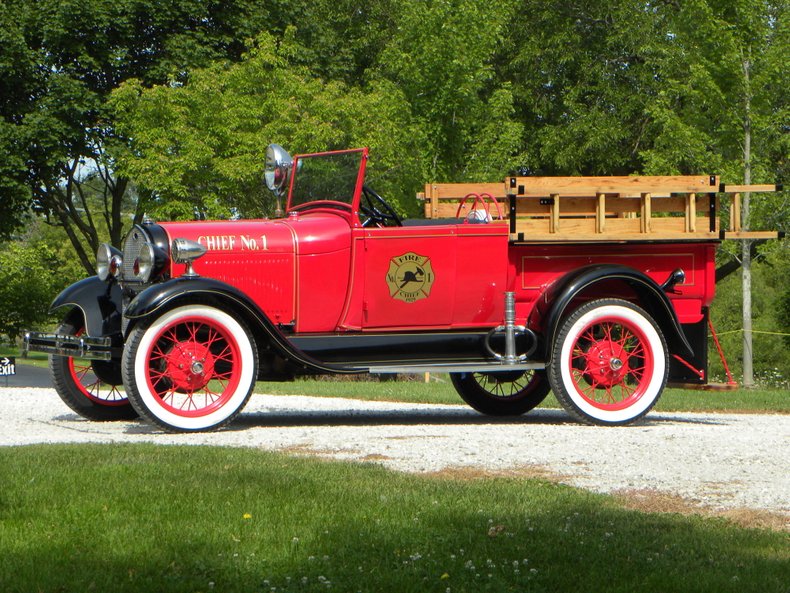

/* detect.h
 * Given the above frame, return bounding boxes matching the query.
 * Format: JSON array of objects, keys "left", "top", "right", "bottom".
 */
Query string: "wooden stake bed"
[{"left": 418, "top": 177, "right": 782, "bottom": 243}]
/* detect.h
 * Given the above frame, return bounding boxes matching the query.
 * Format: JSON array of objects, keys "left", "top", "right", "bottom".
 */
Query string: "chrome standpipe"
[{"left": 484, "top": 291, "right": 537, "bottom": 364}]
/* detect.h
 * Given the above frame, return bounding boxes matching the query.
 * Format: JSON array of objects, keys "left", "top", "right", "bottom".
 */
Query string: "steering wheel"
[
  {"left": 455, "top": 192, "right": 504, "bottom": 221},
  {"left": 360, "top": 185, "right": 403, "bottom": 227}
]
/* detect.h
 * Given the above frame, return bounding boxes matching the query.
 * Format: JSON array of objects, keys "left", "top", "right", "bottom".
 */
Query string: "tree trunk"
[{"left": 741, "top": 53, "right": 754, "bottom": 388}]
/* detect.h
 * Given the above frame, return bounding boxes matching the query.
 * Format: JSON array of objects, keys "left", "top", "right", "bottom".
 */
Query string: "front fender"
[
  {"left": 124, "top": 277, "right": 362, "bottom": 375},
  {"left": 51, "top": 276, "right": 122, "bottom": 337},
  {"left": 531, "top": 264, "right": 694, "bottom": 360}
]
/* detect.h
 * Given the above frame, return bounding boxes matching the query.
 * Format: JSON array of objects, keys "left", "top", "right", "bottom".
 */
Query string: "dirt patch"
[
  {"left": 280, "top": 444, "right": 361, "bottom": 458},
  {"left": 421, "top": 464, "right": 568, "bottom": 483},
  {"left": 359, "top": 453, "right": 392, "bottom": 462},
  {"left": 614, "top": 488, "right": 790, "bottom": 532}
]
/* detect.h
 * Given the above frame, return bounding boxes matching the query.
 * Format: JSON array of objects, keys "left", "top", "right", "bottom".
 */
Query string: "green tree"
[
  {"left": 0, "top": 0, "right": 274, "bottom": 272},
  {"left": 112, "top": 32, "right": 425, "bottom": 219},
  {"left": 496, "top": 0, "right": 678, "bottom": 175},
  {"left": 376, "top": 0, "right": 523, "bottom": 182},
  {"left": 654, "top": 0, "right": 788, "bottom": 386},
  {"left": 0, "top": 243, "right": 64, "bottom": 342}
]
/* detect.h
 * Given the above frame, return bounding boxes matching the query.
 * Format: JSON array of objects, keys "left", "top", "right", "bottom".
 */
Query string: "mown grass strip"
[
  {"left": 0, "top": 346, "right": 48, "bottom": 369},
  {"left": 0, "top": 444, "right": 787, "bottom": 593},
  {"left": 256, "top": 377, "right": 790, "bottom": 414}
]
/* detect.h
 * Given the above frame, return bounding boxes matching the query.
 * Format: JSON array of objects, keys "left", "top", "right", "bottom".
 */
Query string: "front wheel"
[
  {"left": 548, "top": 299, "right": 668, "bottom": 426},
  {"left": 122, "top": 304, "right": 258, "bottom": 432},
  {"left": 50, "top": 315, "right": 137, "bottom": 421},
  {"left": 450, "top": 370, "right": 551, "bottom": 416}
]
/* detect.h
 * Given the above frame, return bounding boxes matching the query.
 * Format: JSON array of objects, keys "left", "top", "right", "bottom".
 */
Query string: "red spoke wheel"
[
  {"left": 123, "top": 304, "right": 257, "bottom": 432},
  {"left": 548, "top": 299, "right": 668, "bottom": 425},
  {"left": 450, "top": 370, "right": 550, "bottom": 416},
  {"left": 50, "top": 314, "right": 137, "bottom": 421}
]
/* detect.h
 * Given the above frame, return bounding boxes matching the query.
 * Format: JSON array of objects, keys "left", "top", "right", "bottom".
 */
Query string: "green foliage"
[
  {"left": 112, "top": 32, "right": 425, "bottom": 218},
  {"left": 0, "top": 0, "right": 277, "bottom": 267},
  {"left": 710, "top": 253, "right": 790, "bottom": 387},
  {"left": 0, "top": 243, "right": 62, "bottom": 342}
]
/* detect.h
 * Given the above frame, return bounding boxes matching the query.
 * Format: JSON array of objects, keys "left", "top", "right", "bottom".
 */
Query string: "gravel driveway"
[{"left": 2, "top": 387, "right": 788, "bottom": 520}]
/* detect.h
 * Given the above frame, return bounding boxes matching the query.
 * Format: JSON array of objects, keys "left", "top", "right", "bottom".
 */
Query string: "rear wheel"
[
  {"left": 50, "top": 315, "right": 137, "bottom": 421},
  {"left": 548, "top": 299, "right": 668, "bottom": 425},
  {"left": 450, "top": 370, "right": 550, "bottom": 416},
  {"left": 123, "top": 304, "right": 257, "bottom": 432}
]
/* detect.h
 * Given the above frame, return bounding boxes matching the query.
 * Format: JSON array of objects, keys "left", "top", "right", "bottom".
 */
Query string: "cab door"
[{"left": 360, "top": 226, "right": 457, "bottom": 329}]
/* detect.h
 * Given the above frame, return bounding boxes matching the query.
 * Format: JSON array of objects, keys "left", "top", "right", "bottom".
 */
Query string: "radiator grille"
[{"left": 121, "top": 226, "right": 149, "bottom": 281}]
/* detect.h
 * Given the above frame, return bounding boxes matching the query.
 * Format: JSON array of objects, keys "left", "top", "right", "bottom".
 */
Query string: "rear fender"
[
  {"left": 124, "top": 277, "right": 361, "bottom": 375},
  {"left": 530, "top": 264, "right": 694, "bottom": 361},
  {"left": 50, "top": 277, "right": 123, "bottom": 337}
]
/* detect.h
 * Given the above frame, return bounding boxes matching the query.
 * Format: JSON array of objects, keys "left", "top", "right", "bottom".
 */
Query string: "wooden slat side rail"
[
  {"left": 720, "top": 184, "right": 782, "bottom": 193},
  {"left": 421, "top": 183, "right": 505, "bottom": 218},
  {"left": 508, "top": 175, "right": 719, "bottom": 197},
  {"left": 417, "top": 178, "right": 780, "bottom": 241}
]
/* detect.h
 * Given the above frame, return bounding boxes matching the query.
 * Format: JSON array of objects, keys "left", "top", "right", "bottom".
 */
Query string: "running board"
[{"left": 365, "top": 361, "right": 545, "bottom": 374}]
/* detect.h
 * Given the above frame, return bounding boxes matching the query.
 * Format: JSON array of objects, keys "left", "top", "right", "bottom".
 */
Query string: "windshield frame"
[{"left": 286, "top": 148, "right": 368, "bottom": 219}]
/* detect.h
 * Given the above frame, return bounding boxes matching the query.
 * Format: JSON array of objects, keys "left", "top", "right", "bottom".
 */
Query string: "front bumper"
[{"left": 23, "top": 332, "right": 115, "bottom": 361}]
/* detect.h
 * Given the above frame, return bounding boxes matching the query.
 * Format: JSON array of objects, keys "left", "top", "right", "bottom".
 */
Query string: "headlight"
[
  {"left": 96, "top": 243, "right": 122, "bottom": 281},
  {"left": 264, "top": 143, "right": 293, "bottom": 194},
  {"left": 134, "top": 243, "right": 155, "bottom": 282},
  {"left": 171, "top": 238, "right": 206, "bottom": 278},
  {"left": 122, "top": 225, "right": 166, "bottom": 283}
]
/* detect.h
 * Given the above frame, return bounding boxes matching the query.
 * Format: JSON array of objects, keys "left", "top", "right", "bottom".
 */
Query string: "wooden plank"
[
  {"left": 431, "top": 197, "right": 706, "bottom": 221},
  {"left": 648, "top": 217, "right": 687, "bottom": 233},
  {"left": 418, "top": 183, "right": 506, "bottom": 200},
  {"left": 720, "top": 184, "right": 778, "bottom": 193},
  {"left": 510, "top": 231, "right": 720, "bottom": 242},
  {"left": 722, "top": 231, "right": 782, "bottom": 240},
  {"left": 598, "top": 217, "right": 642, "bottom": 234},
  {"left": 667, "top": 382, "right": 739, "bottom": 391},
  {"left": 514, "top": 199, "right": 552, "bottom": 216},
  {"left": 508, "top": 175, "right": 719, "bottom": 197}
]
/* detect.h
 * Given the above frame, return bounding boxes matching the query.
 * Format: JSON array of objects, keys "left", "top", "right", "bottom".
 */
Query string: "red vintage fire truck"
[{"left": 24, "top": 145, "right": 781, "bottom": 432}]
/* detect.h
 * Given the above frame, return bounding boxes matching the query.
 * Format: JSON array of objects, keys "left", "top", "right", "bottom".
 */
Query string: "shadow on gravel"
[
  {"left": 120, "top": 407, "right": 726, "bottom": 435},
  {"left": 234, "top": 408, "right": 573, "bottom": 429}
]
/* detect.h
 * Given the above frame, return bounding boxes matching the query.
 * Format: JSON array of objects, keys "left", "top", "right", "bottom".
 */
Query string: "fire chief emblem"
[{"left": 386, "top": 252, "right": 435, "bottom": 303}]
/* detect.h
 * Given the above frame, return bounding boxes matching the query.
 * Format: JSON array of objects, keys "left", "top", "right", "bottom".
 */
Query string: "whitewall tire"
[
  {"left": 122, "top": 304, "right": 257, "bottom": 432},
  {"left": 548, "top": 299, "right": 668, "bottom": 425}
]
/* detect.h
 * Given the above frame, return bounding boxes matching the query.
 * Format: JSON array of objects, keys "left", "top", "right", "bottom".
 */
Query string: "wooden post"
[
  {"left": 430, "top": 184, "right": 439, "bottom": 219},
  {"left": 596, "top": 193, "right": 605, "bottom": 233},
  {"left": 686, "top": 193, "right": 696, "bottom": 233},
  {"left": 730, "top": 192, "right": 742, "bottom": 232},
  {"left": 640, "top": 193, "right": 652, "bottom": 233},
  {"left": 550, "top": 194, "right": 560, "bottom": 233}
]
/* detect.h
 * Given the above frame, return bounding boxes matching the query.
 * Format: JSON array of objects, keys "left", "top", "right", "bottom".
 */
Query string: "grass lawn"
[
  {"left": 0, "top": 345, "right": 49, "bottom": 369},
  {"left": 255, "top": 376, "right": 790, "bottom": 415},
  {"left": 0, "top": 444, "right": 787, "bottom": 593}
]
